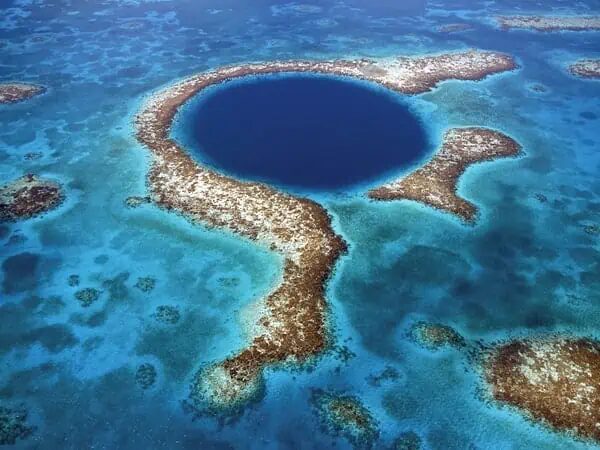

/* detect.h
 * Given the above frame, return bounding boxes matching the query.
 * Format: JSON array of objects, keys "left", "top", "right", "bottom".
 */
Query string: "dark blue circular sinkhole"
[{"left": 186, "top": 74, "right": 429, "bottom": 191}]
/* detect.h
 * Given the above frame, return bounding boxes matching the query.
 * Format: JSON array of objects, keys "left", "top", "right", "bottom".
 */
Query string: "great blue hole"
[{"left": 181, "top": 74, "right": 429, "bottom": 191}]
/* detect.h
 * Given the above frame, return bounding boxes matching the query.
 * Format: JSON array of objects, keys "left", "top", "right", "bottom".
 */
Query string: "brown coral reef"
[
  {"left": 497, "top": 16, "right": 600, "bottom": 32},
  {"left": 369, "top": 128, "right": 521, "bottom": 222},
  {"left": 0, "top": 83, "right": 45, "bottom": 104},
  {"left": 569, "top": 59, "right": 600, "bottom": 79},
  {"left": 135, "top": 50, "right": 517, "bottom": 409},
  {"left": 484, "top": 337, "right": 600, "bottom": 443},
  {"left": 0, "top": 174, "right": 63, "bottom": 222}
]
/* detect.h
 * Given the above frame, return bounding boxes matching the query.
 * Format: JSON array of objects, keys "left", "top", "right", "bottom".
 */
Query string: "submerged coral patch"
[
  {"left": 392, "top": 431, "right": 422, "bottom": 450},
  {"left": 311, "top": 390, "right": 379, "bottom": 448},
  {"left": 135, "top": 363, "right": 157, "bottom": 389},
  {"left": 409, "top": 321, "right": 466, "bottom": 350},
  {"left": 437, "top": 23, "right": 473, "bottom": 33},
  {"left": 366, "top": 366, "right": 400, "bottom": 387},
  {"left": 67, "top": 274, "right": 80, "bottom": 287},
  {"left": 23, "top": 152, "right": 42, "bottom": 161},
  {"left": 134, "top": 276, "right": 156, "bottom": 292},
  {"left": 102, "top": 272, "right": 130, "bottom": 301},
  {"left": 125, "top": 196, "right": 151, "bottom": 208},
  {"left": 0, "top": 405, "right": 34, "bottom": 445},
  {"left": 153, "top": 305, "right": 180, "bottom": 324},
  {"left": 583, "top": 224, "right": 599, "bottom": 235},
  {"left": 74, "top": 288, "right": 101, "bottom": 307},
  {"left": 1, "top": 252, "right": 40, "bottom": 294}
]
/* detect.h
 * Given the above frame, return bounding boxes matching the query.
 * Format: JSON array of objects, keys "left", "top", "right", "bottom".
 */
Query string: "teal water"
[{"left": 0, "top": 1, "right": 599, "bottom": 449}]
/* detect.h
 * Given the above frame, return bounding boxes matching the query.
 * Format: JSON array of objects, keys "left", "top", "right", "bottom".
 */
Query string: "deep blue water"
[
  {"left": 1, "top": 0, "right": 599, "bottom": 449},
  {"left": 188, "top": 76, "right": 428, "bottom": 190}
]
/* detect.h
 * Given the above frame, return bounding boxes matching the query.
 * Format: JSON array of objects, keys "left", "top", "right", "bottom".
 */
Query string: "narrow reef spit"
[
  {"left": 0, "top": 83, "right": 45, "bottom": 104},
  {"left": 0, "top": 174, "right": 63, "bottom": 222},
  {"left": 311, "top": 390, "right": 379, "bottom": 448},
  {"left": 569, "top": 59, "right": 600, "bottom": 79},
  {"left": 483, "top": 337, "right": 600, "bottom": 444},
  {"left": 496, "top": 16, "right": 600, "bottom": 31},
  {"left": 369, "top": 128, "right": 521, "bottom": 222},
  {"left": 135, "top": 50, "right": 516, "bottom": 411}
]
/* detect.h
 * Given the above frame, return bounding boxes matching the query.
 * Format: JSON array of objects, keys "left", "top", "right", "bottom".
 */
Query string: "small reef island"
[
  {"left": 0, "top": 174, "right": 63, "bottom": 222},
  {"left": 0, "top": 83, "right": 45, "bottom": 104},
  {"left": 437, "top": 23, "right": 474, "bottom": 33},
  {"left": 496, "top": 15, "right": 600, "bottom": 32},
  {"left": 569, "top": 59, "right": 600, "bottom": 79},
  {"left": 135, "top": 49, "right": 518, "bottom": 411},
  {"left": 483, "top": 337, "right": 600, "bottom": 444}
]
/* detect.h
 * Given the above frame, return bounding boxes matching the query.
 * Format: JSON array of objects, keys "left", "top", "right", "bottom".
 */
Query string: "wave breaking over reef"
[{"left": 135, "top": 49, "right": 517, "bottom": 412}]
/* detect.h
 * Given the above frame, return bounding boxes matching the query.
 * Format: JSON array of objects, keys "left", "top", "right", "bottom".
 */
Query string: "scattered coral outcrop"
[
  {"left": 74, "top": 288, "right": 100, "bottom": 307},
  {"left": 154, "top": 305, "right": 180, "bottom": 324},
  {"left": 135, "top": 50, "right": 517, "bottom": 411},
  {"left": 67, "top": 274, "right": 80, "bottom": 287},
  {"left": 0, "top": 83, "right": 45, "bottom": 104},
  {"left": 366, "top": 365, "right": 400, "bottom": 387},
  {"left": 409, "top": 321, "right": 466, "bottom": 350},
  {"left": 125, "top": 196, "right": 151, "bottom": 208},
  {"left": 0, "top": 174, "right": 63, "bottom": 222},
  {"left": 311, "top": 390, "right": 379, "bottom": 448},
  {"left": 136, "top": 363, "right": 157, "bottom": 389},
  {"left": 483, "top": 337, "right": 600, "bottom": 443},
  {"left": 369, "top": 128, "right": 521, "bottom": 222},
  {"left": 496, "top": 16, "right": 600, "bottom": 32},
  {"left": 569, "top": 59, "right": 600, "bottom": 79},
  {"left": 392, "top": 431, "right": 422, "bottom": 450},
  {"left": 0, "top": 405, "right": 34, "bottom": 445},
  {"left": 134, "top": 276, "right": 155, "bottom": 292}
]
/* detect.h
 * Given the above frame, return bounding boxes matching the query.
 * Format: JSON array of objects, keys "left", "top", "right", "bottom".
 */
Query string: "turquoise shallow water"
[{"left": 1, "top": 1, "right": 599, "bottom": 449}]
